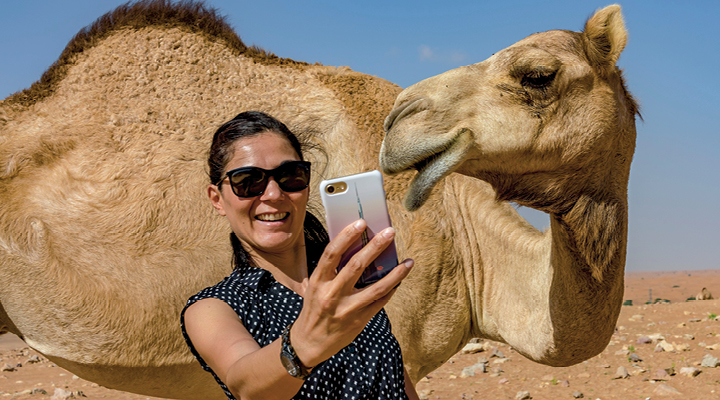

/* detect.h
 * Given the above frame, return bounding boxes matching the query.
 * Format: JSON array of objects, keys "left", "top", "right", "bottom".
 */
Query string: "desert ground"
[{"left": 2, "top": 269, "right": 720, "bottom": 399}]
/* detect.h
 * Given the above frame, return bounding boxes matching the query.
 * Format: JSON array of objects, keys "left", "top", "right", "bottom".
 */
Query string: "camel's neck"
[{"left": 448, "top": 167, "right": 629, "bottom": 364}]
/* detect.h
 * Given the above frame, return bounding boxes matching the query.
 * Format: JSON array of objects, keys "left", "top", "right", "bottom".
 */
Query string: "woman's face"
[{"left": 208, "top": 131, "right": 308, "bottom": 257}]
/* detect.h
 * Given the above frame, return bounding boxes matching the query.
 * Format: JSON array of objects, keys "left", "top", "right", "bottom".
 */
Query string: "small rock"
[
  {"left": 648, "top": 333, "right": 665, "bottom": 341},
  {"left": 1, "top": 363, "right": 16, "bottom": 372},
  {"left": 493, "top": 357, "right": 510, "bottom": 364},
  {"left": 417, "top": 389, "right": 432, "bottom": 400},
  {"left": 491, "top": 366, "right": 504, "bottom": 374},
  {"left": 614, "top": 366, "right": 630, "bottom": 379},
  {"left": 636, "top": 336, "right": 652, "bottom": 345},
  {"left": 629, "top": 353, "right": 643, "bottom": 362},
  {"left": 559, "top": 380, "right": 570, "bottom": 387},
  {"left": 474, "top": 362, "right": 488, "bottom": 373},
  {"left": 657, "top": 340, "right": 674, "bottom": 352},
  {"left": 688, "top": 318, "right": 702, "bottom": 323},
  {"left": 675, "top": 343, "right": 690, "bottom": 352},
  {"left": 541, "top": 374, "right": 554, "bottom": 381},
  {"left": 25, "top": 355, "right": 41, "bottom": 364},
  {"left": 460, "top": 366, "right": 476, "bottom": 378},
  {"left": 498, "top": 378, "right": 509, "bottom": 384},
  {"left": 701, "top": 353, "right": 720, "bottom": 368},
  {"left": 679, "top": 367, "right": 701, "bottom": 377},
  {"left": 629, "top": 314, "right": 644, "bottom": 322},
  {"left": 705, "top": 343, "right": 720, "bottom": 350},
  {"left": 461, "top": 343, "right": 485, "bottom": 354},
  {"left": 51, "top": 388, "right": 75, "bottom": 400},
  {"left": 577, "top": 372, "right": 590, "bottom": 379},
  {"left": 515, "top": 391, "right": 532, "bottom": 400},
  {"left": 684, "top": 334, "right": 695, "bottom": 340},
  {"left": 32, "top": 388, "right": 48, "bottom": 395},
  {"left": 651, "top": 368, "right": 670, "bottom": 381},
  {"left": 653, "top": 383, "right": 681, "bottom": 396},
  {"left": 615, "top": 349, "right": 629, "bottom": 356},
  {"left": 572, "top": 391, "right": 584, "bottom": 399}
]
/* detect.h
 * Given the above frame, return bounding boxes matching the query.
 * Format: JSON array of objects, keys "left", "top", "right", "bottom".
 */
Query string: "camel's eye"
[{"left": 521, "top": 70, "right": 556, "bottom": 89}]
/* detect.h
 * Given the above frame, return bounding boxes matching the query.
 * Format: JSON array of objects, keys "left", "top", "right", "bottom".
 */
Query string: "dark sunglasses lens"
[
  {"left": 229, "top": 169, "right": 267, "bottom": 197},
  {"left": 276, "top": 163, "right": 310, "bottom": 192}
]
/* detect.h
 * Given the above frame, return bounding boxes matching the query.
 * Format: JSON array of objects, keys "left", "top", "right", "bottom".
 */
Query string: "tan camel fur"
[
  {"left": 381, "top": 4, "right": 638, "bottom": 381},
  {"left": 0, "top": 1, "right": 636, "bottom": 397}
]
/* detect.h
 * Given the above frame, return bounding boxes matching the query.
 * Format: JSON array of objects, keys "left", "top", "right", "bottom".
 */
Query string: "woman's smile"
[{"left": 255, "top": 212, "right": 290, "bottom": 222}]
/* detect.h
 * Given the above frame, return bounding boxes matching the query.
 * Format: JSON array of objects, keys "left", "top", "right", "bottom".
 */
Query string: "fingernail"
[
  {"left": 381, "top": 227, "right": 395, "bottom": 239},
  {"left": 353, "top": 219, "right": 365, "bottom": 231},
  {"left": 403, "top": 258, "right": 414, "bottom": 269}
]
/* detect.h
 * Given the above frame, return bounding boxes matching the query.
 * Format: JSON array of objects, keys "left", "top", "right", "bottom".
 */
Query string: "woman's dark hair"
[{"left": 208, "top": 111, "right": 328, "bottom": 270}]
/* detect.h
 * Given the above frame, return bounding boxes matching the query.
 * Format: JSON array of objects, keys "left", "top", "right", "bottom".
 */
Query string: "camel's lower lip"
[{"left": 402, "top": 128, "right": 474, "bottom": 211}]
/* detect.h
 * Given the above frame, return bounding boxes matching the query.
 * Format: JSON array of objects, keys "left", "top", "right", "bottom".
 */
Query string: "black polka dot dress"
[{"left": 180, "top": 263, "right": 409, "bottom": 400}]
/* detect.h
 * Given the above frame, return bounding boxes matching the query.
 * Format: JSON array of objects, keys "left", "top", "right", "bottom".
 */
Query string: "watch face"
[{"left": 280, "top": 351, "right": 299, "bottom": 377}]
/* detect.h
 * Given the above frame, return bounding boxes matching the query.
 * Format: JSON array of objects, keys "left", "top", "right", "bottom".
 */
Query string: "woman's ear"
[{"left": 207, "top": 184, "right": 227, "bottom": 216}]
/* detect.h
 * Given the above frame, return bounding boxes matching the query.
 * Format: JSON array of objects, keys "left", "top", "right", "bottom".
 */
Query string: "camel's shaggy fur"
[{"left": 1, "top": 1, "right": 637, "bottom": 398}]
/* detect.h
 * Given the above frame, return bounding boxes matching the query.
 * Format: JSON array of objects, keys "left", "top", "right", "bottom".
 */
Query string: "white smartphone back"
[{"left": 319, "top": 170, "right": 398, "bottom": 287}]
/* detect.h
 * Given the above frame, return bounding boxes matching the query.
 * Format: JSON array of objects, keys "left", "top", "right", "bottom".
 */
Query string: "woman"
[{"left": 181, "top": 111, "right": 418, "bottom": 400}]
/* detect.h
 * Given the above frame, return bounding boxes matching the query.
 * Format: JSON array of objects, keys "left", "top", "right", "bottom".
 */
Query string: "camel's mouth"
[{"left": 401, "top": 129, "right": 474, "bottom": 211}]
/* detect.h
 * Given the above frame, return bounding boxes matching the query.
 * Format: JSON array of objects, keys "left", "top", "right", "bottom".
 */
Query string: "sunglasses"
[{"left": 218, "top": 161, "right": 311, "bottom": 198}]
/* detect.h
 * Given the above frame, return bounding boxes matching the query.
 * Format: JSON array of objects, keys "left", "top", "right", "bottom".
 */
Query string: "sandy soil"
[{"left": 2, "top": 270, "right": 720, "bottom": 399}]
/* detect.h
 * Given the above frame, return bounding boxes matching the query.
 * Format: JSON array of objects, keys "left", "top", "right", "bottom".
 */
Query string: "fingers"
[
  {"left": 313, "top": 219, "right": 367, "bottom": 282},
  {"left": 354, "top": 259, "right": 414, "bottom": 321},
  {"left": 336, "top": 226, "right": 397, "bottom": 292}
]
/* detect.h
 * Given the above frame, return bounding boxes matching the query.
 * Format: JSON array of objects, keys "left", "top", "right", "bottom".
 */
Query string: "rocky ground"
[{"left": 2, "top": 270, "right": 720, "bottom": 399}]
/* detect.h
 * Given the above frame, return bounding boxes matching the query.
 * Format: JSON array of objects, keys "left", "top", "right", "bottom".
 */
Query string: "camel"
[
  {"left": 0, "top": 1, "right": 636, "bottom": 398},
  {"left": 696, "top": 288, "right": 713, "bottom": 300},
  {"left": 380, "top": 4, "right": 637, "bottom": 381}
]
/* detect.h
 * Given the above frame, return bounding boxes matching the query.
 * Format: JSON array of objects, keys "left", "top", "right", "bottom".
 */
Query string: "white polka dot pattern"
[{"left": 181, "top": 264, "right": 409, "bottom": 400}]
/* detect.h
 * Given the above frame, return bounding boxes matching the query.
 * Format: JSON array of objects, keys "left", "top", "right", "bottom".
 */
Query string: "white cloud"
[
  {"left": 418, "top": 45, "right": 467, "bottom": 64},
  {"left": 418, "top": 45, "right": 434, "bottom": 61}
]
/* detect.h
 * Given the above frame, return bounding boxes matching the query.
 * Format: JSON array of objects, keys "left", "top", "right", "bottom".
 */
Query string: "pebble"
[
  {"left": 653, "top": 383, "right": 681, "bottom": 396},
  {"left": 460, "top": 366, "right": 476, "bottom": 378},
  {"left": 25, "top": 355, "right": 41, "bottom": 364},
  {"left": 636, "top": 336, "right": 652, "bottom": 344},
  {"left": 613, "top": 366, "right": 630, "bottom": 379},
  {"left": 515, "top": 391, "right": 531, "bottom": 400},
  {"left": 701, "top": 354, "right": 720, "bottom": 368},
  {"left": 498, "top": 378, "right": 509, "bottom": 384},
  {"left": 651, "top": 368, "right": 670, "bottom": 381},
  {"left": 679, "top": 366, "right": 701, "bottom": 377},
  {"left": 572, "top": 391, "right": 584, "bottom": 399},
  {"left": 661, "top": 340, "right": 675, "bottom": 351},
  {"left": 628, "top": 353, "right": 643, "bottom": 362},
  {"left": 50, "top": 388, "right": 75, "bottom": 400},
  {"left": 461, "top": 343, "right": 485, "bottom": 354},
  {"left": 1, "top": 363, "right": 17, "bottom": 372}
]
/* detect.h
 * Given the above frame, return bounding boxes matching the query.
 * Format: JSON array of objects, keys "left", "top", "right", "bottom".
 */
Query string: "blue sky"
[{"left": 1, "top": 0, "right": 718, "bottom": 272}]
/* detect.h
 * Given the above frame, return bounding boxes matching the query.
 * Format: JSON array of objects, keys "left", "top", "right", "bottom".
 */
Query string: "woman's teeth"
[{"left": 256, "top": 212, "right": 288, "bottom": 221}]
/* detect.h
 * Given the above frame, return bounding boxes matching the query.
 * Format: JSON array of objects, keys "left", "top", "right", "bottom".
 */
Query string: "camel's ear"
[{"left": 583, "top": 5, "right": 627, "bottom": 74}]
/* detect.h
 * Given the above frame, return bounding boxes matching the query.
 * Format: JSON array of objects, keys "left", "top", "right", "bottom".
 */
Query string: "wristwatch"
[{"left": 280, "top": 323, "right": 312, "bottom": 380}]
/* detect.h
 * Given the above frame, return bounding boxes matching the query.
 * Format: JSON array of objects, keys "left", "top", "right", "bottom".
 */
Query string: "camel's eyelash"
[{"left": 521, "top": 70, "right": 557, "bottom": 89}]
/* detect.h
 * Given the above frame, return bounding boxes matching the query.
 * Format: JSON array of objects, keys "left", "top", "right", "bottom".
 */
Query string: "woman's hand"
[{"left": 290, "top": 219, "right": 414, "bottom": 368}]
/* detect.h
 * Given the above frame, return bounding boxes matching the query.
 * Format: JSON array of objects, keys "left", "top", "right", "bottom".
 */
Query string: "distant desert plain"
[{"left": 2, "top": 270, "right": 720, "bottom": 399}]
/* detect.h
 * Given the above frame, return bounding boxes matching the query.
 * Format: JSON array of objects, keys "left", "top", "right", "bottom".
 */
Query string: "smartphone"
[{"left": 320, "top": 170, "right": 398, "bottom": 288}]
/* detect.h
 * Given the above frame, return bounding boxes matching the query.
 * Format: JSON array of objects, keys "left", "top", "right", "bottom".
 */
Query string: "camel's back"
[{"left": 0, "top": 1, "right": 400, "bottom": 397}]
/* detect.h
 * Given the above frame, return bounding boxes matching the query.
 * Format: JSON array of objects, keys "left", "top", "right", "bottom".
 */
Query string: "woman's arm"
[
  {"left": 184, "top": 298, "right": 304, "bottom": 400},
  {"left": 404, "top": 367, "right": 420, "bottom": 400}
]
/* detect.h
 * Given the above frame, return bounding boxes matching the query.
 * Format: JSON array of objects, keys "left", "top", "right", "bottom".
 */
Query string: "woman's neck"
[{"left": 246, "top": 242, "right": 310, "bottom": 296}]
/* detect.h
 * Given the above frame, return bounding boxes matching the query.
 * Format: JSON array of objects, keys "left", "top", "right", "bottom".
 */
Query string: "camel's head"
[{"left": 381, "top": 5, "right": 637, "bottom": 211}]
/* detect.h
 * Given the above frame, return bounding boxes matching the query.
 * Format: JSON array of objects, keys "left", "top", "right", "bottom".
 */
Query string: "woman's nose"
[{"left": 260, "top": 177, "right": 283, "bottom": 200}]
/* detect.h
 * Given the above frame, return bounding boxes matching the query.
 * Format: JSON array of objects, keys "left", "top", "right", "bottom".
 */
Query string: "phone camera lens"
[{"left": 327, "top": 185, "right": 335, "bottom": 194}]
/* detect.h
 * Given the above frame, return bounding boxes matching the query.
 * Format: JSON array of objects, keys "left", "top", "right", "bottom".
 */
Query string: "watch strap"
[{"left": 280, "top": 323, "right": 312, "bottom": 380}]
